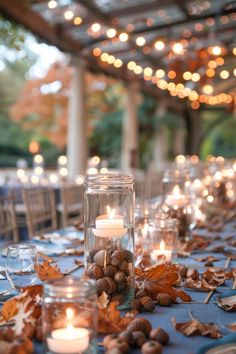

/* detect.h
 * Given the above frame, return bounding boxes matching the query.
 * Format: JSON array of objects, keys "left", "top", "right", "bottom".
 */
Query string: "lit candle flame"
[
  {"left": 160, "top": 240, "right": 165, "bottom": 251},
  {"left": 106, "top": 205, "right": 115, "bottom": 219},
  {"left": 66, "top": 308, "right": 74, "bottom": 320},
  {"left": 173, "top": 185, "right": 180, "bottom": 196}
]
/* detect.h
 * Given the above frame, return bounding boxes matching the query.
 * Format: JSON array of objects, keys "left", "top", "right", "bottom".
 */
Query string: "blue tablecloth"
[{"left": 0, "top": 223, "right": 235, "bottom": 354}]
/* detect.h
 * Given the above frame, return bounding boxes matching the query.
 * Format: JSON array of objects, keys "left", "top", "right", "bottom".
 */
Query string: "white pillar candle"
[
  {"left": 47, "top": 325, "right": 89, "bottom": 354},
  {"left": 92, "top": 206, "right": 127, "bottom": 238},
  {"left": 150, "top": 240, "right": 172, "bottom": 264}
]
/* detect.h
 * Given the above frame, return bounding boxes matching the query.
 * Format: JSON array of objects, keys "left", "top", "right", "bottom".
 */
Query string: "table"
[{"left": 0, "top": 222, "right": 235, "bottom": 354}]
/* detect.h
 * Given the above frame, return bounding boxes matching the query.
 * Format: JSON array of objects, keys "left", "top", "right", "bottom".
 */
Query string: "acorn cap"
[
  {"left": 127, "top": 318, "right": 152, "bottom": 336},
  {"left": 87, "top": 264, "right": 103, "bottom": 280},
  {"left": 104, "top": 265, "right": 118, "bottom": 278},
  {"left": 96, "top": 277, "right": 117, "bottom": 295}
]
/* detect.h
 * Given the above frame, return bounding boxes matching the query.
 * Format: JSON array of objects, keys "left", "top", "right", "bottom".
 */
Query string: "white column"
[
  {"left": 67, "top": 58, "right": 87, "bottom": 176},
  {"left": 121, "top": 83, "right": 139, "bottom": 170}
]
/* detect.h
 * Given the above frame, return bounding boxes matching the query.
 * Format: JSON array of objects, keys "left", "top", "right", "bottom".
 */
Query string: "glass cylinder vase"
[
  {"left": 84, "top": 173, "right": 135, "bottom": 308},
  {"left": 161, "top": 169, "right": 196, "bottom": 241},
  {"left": 42, "top": 277, "right": 97, "bottom": 354}
]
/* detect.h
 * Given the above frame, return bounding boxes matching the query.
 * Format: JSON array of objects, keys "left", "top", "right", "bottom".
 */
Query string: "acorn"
[
  {"left": 131, "top": 331, "right": 147, "bottom": 348},
  {"left": 104, "top": 265, "right": 118, "bottom": 278},
  {"left": 119, "top": 260, "right": 129, "bottom": 272},
  {"left": 111, "top": 250, "right": 125, "bottom": 266},
  {"left": 94, "top": 250, "right": 111, "bottom": 268},
  {"left": 130, "top": 298, "right": 142, "bottom": 311},
  {"left": 103, "top": 334, "right": 118, "bottom": 348},
  {"left": 140, "top": 296, "right": 155, "bottom": 312},
  {"left": 96, "top": 277, "right": 117, "bottom": 295},
  {"left": 156, "top": 293, "right": 173, "bottom": 306},
  {"left": 123, "top": 250, "right": 133, "bottom": 262},
  {"left": 118, "top": 330, "right": 132, "bottom": 343},
  {"left": 141, "top": 341, "right": 163, "bottom": 354},
  {"left": 127, "top": 318, "right": 152, "bottom": 336},
  {"left": 149, "top": 328, "right": 169, "bottom": 345},
  {"left": 187, "top": 268, "right": 199, "bottom": 280},
  {"left": 87, "top": 264, "right": 103, "bottom": 279},
  {"left": 87, "top": 250, "right": 97, "bottom": 263},
  {"left": 107, "top": 338, "right": 130, "bottom": 353},
  {"left": 114, "top": 271, "right": 126, "bottom": 283}
]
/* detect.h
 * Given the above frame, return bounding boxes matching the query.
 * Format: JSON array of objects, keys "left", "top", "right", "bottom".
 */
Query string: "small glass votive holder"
[
  {"left": 42, "top": 277, "right": 97, "bottom": 354},
  {"left": 147, "top": 219, "right": 178, "bottom": 265}
]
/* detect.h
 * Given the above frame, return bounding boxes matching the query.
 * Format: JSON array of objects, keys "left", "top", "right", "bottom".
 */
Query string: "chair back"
[
  {"left": 23, "top": 188, "right": 57, "bottom": 238},
  {"left": 60, "top": 184, "right": 83, "bottom": 227},
  {"left": 0, "top": 192, "right": 18, "bottom": 242}
]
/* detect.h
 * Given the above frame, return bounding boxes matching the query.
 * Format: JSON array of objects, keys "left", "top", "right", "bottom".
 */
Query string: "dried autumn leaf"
[
  {"left": 35, "top": 261, "right": 63, "bottom": 281},
  {"left": 172, "top": 312, "right": 222, "bottom": 339},
  {"left": 178, "top": 236, "right": 211, "bottom": 253},
  {"left": 217, "top": 294, "right": 236, "bottom": 312},
  {"left": 1, "top": 298, "right": 18, "bottom": 321},
  {"left": 203, "top": 269, "right": 227, "bottom": 286},
  {"left": 185, "top": 278, "right": 216, "bottom": 292},
  {"left": 98, "top": 301, "right": 135, "bottom": 334},
  {"left": 98, "top": 292, "right": 109, "bottom": 309},
  {"left": 136, "top": 264, "right": 191, "bottom": 303},
  {"left": 194, "top": 256, "right": 219, "bottom": 263},
  {"left": 227, "top": 322, "right": 236, "bottom": 331}
]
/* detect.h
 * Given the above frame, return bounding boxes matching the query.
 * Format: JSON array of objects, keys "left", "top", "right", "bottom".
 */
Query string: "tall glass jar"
[
  {"left": 161, "top": 169, "right": 196, "bottom": 241},
  {"left": 84, "top": 173, "right": 135, "bottom": 308},
  {"left": 42, "top": 277, "right": 97, "bottom": 354}
]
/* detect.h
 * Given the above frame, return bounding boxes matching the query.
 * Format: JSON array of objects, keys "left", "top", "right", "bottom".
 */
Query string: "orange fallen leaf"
[
  {"left": 185, "top": 278, "right": 216, "bottom": 292},
  {"left": 136, "top": 264, "right": 191, "bottom": 302},
  {"left": 35, "top": 261, "right": 63, "bottom": 281}
]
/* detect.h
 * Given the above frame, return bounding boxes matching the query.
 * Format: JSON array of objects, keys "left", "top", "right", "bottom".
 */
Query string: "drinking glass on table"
[{"left": 5, "top": 244, "right": 38, "bottom": 291}]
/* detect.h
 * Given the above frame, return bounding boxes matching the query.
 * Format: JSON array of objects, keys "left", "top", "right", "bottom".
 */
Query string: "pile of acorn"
[
  {"left": 87, "top": 248, "right": 134, "bottom": 302},
  {"left": 103, "top": 317, "right": 169, "bottom": 354}
]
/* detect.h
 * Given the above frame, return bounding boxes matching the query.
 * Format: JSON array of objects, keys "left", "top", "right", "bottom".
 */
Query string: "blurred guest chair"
[
  {"left": 0, "top": 192, "right": 19, "bottom": 242},
  {"left": 58, "top": 184, "right": 83, "bottom": 228},
  {"left": 23, "top": 188, "right": 57, "bottom": 238}
]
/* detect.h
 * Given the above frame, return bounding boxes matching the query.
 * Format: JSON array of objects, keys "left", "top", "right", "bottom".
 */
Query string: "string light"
[
  {"left": 154, "top": 40, "right": 165, "bottom": 51},
  {"left": 172, "top": 42, "right": 184, "bottom": 54},
  {"left": 114, "top": 59, "right": 123, "bottom": 68},
  {"left": 156, "top": 69, "right": 165, "bottom": 78},
  {"left": 220, "top": 70, "right": 229, "bottom": 79},
  {"left": 134, "top": 65, "right": 143, "bottom": 74},
  {"left": 191, "top": 73, "right": 200, "bottom": 82},
  {"left": 74, "top": 17, "right": 82, "bottom": 25},
  {"left": 202, "top": 84, "right": 214, "bottom": 95},
  {"left": 93, "top": 48, "right": 102, "bottom": 57},
  {"left": 233, "top": 48, "right": 236, "bottom": 55},
  {"left": 119, "top": 32, "right": 129, "bottom": 42},
  {"left": 136, "top": 36, "right": 146, "bottom": 46},
  {"left": 143, "top": 67, "right": 153, "bottom": 76},
  {"left": 127, "top": 61, "right": 136, "bottom": 70},
  {"left": 233, "top": 69, "right": 236, "bottom": 76},
  {"left": 183, "top": 71, "right": 192, "bottom": 80},
  {"left": 91, "top": 23, "right": 101, "bottom": 32},
  {"left": 206, "top": 68, "right": 215, "bottom": 77},
  {"left": 106, "top": 28, "right": 117, "bottom": 38},
  {"left": 168, "top": 71, "right": 176, "bottom": 79},
  {"left": 208, "top": 45, "right": 222, "bottom": 56},
  {"left": 64, "top": 10, "right": 74, "bottom": 20},
  {"left": 48, "top": 0, "right": 57, "bottom": 9}
]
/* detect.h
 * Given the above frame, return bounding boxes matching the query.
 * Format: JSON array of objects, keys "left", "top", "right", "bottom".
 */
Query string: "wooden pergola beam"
[{"left": 0, "top": 0, "right": 84, "bottom": 54}]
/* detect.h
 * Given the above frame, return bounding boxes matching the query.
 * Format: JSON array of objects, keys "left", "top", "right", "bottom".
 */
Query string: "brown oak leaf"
[
  {"left": 185, "top": 278, "right": 216, "bottom": 292},
  {"left": 136, "top": 264, "right": 191, "bottom": 302},
  {"left": 172, "top": 311, "right": 222, "bottom": 338},
  {"left": 217, "top": 294, "right": 236, "bottom": 312},
  {"left": 203, "top": 269, "right": 228, "bottom": 286},
  {"left": 98, "top": 301, "right": 135, "bottom": 334},
  {"left": 35, "top": 261, "right": 63, "bottom": 281}
]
